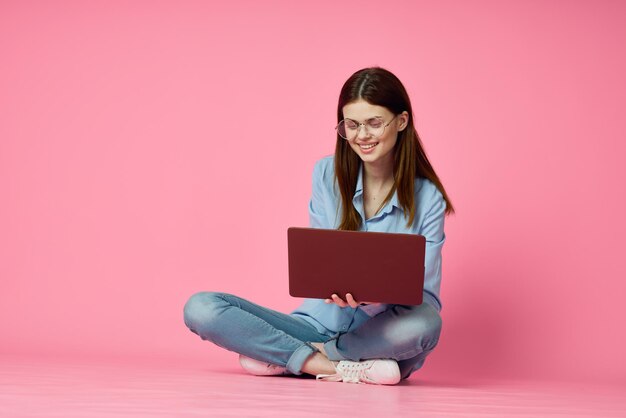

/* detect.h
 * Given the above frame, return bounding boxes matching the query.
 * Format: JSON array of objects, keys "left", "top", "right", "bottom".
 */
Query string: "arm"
[
  {"left": 309, "top": 159, "right": 331, "bottom": 229},
  {"left": 421, "top": 186, "right": 447, "bottom": 311}
]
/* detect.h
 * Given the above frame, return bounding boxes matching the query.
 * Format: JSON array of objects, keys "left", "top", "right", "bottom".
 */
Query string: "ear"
[{"left": 398, "top": 111, "right": 409, "bottom": 131}]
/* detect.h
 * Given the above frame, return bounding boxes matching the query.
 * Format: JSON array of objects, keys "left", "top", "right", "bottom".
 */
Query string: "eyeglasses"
[{"left": 336, "top": 115, "right": 397, "bottom": 140}]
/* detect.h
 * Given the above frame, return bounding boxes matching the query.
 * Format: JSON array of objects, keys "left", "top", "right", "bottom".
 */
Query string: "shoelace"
[{"left": 316, "top": 360, "right": 375, "bottom": 383}]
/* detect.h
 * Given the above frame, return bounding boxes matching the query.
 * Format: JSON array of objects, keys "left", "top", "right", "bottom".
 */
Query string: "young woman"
[{"left": 183, "top": 67, "right": 454, "bottom": 385}]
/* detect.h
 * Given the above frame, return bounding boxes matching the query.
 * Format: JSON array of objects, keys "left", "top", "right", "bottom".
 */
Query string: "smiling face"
[{"left": 342, "top": 99, "right": 408, "bottom": 170}]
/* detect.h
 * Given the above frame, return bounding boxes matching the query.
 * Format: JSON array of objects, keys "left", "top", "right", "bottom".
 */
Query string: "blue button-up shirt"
[{"left": 291, "top": 156, "right": 447, "bottom": 336}]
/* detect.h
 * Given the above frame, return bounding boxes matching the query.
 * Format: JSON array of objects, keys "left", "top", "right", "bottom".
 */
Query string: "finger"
[
  {"left": 331, "top": 293, "right": 347, "bottom": 308},
  {"left": 345, "top": 293, "right": 359, "bottom": 308},
  {"left": 332, "top": 293, "right": 346, "bottom": 307}
]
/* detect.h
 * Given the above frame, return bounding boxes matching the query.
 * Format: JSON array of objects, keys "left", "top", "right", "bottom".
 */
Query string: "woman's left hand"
[{"left": 324, "top": 293, "right": 379, "bottom": 308}]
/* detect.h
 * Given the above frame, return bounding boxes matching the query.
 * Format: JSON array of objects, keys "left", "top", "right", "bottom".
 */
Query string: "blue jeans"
[{"left": 183, "top": 292, "right": 442, "bottom": 379}]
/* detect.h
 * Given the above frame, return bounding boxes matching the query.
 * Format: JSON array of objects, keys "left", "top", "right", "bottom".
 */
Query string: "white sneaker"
[
  {"left": 316, "top": 359, "right": 401, "bottom": 385},
  {"left": 239, "top": 354, "right": 292, "bottom": 376}
]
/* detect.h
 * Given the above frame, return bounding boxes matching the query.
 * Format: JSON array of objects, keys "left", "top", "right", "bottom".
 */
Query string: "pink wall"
[{"left": 1, "top": 0, "right": 625, "bottom": 384}]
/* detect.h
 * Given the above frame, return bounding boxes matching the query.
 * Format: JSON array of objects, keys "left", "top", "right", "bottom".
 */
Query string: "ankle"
[
  {"left": 310, "top": 342, "right": 328, "bottom": 357},
  {"left": 302, "top": 352, "right": 336, "bottom": 376}
]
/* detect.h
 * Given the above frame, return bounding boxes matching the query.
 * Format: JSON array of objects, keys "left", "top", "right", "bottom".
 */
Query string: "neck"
[
  {"left": 363, "top": 158, "right": 394, "bottom": 187},
  {"left": 362, "top": 158, "right": 395, "bottom": 216}
]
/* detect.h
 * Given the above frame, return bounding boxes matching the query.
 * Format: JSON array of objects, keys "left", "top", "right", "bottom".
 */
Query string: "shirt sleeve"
[
  {"left": 421, "top": 186, "right": 446, "bottom": 311},
  {"left": 308, "top": 159, "right": 331, "bottom": 229}
]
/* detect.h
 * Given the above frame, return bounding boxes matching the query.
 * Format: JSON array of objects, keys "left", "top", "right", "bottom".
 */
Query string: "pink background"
[{"left": 1, "top": 0, "right": 625, "bottom": 385}]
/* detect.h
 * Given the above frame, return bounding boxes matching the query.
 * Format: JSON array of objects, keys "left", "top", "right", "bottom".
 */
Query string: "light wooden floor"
[{"left": 1, "top": 356, "right": 625, "bottom": 417}]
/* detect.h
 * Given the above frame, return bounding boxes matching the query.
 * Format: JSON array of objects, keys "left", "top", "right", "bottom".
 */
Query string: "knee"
[
  {"left": 412, "top": 305, "right": 442, "bottom": 350},
  {"left": 183, "top": 291, "right": 227, "bottom": 333},
  {"left": 386, "top": 304, "right": 443, "bottom": 350},
  {"left": 417, "top": 305, "right": 442, "bottom": 338}
]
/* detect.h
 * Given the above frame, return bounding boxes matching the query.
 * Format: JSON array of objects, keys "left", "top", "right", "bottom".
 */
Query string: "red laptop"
[{"left": 287, "top": 227, "right": 426, "bottom": 305}]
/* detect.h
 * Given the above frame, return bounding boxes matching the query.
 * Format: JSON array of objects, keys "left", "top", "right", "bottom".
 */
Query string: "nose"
[{"left": 356, "top": 123, "right": 370, "bottom": 140}]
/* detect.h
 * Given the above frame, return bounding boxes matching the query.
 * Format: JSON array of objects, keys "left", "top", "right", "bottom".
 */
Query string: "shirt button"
[{"left": 342, "top": 326, "right": 347, "bottom": 330}]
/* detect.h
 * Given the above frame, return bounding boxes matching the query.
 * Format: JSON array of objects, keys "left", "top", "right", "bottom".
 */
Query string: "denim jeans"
[{"left": 183, "top": 292, "right": 442, "bottom": 379}]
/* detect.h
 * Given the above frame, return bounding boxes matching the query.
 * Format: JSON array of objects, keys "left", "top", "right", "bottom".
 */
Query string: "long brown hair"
[{"left": 335, "top": 67, "right": 455, "bottom": 230}]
